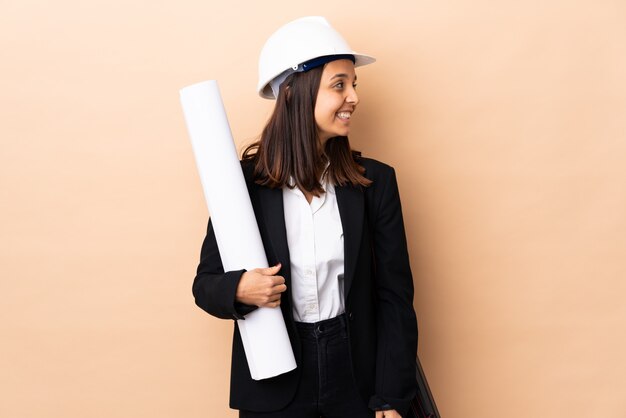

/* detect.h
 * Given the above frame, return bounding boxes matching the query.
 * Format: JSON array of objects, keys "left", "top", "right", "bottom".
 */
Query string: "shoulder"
[
  {"left": 355, "top": 156, "right": 402, "bottom": 213},
  {"left": 355, "top": 156, "right": 396, "bottom": 183}
]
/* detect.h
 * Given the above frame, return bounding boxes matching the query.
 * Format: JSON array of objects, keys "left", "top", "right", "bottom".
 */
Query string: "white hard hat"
[{"left": 257, "top": 16, "right": 376, "bottom": 99}]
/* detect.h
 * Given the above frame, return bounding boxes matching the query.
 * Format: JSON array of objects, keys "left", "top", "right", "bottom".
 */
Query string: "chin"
[
  {"left": 332, "top": 128, "right": 350, "bottom": 138},
  {"left": 320, "top": 129, "right": 350, "bottom": 142}
]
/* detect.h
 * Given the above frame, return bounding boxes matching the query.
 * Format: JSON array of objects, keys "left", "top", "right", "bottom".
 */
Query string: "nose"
[{"left": 346, "top": 86, "right": 359, "bottom": 106}]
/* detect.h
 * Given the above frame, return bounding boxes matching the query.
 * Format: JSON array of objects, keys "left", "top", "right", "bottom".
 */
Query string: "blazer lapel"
[
  {"left": 255, "top": 185, "right": 292, "bottom": 293},
  {"left": 257, "top": 187, "right": 299, "bottom": 334},
  {"left": 335, "top": 184, "right": 364, "bottom": 299}
]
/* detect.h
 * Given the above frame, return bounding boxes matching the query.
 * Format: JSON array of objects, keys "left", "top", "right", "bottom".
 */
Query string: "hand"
[
  {"left": 235, "top": 264, "right": 286, "bottom": 308},
  {"left": 376, "top": 410, "right": 401, "bottom": 418}
]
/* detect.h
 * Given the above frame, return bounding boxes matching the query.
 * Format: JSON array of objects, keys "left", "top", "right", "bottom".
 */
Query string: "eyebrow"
[{"left": 330, "top": 73, "right": 357, "bottom": 81}]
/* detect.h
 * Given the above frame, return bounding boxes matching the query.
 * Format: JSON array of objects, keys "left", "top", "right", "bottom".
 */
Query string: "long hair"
[{"left": 242, "top": 65, "right": 372, "bottom": 195}]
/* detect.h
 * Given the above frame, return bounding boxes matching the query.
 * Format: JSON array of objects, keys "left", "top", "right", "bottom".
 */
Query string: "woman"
[{"left": 193, "top": 16, "right": 418, "bottom": 418}]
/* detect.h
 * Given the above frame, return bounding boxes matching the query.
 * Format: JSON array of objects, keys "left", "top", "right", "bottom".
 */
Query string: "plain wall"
[{"left": 1, "top": 0, "right": 625, "bottom": 417}]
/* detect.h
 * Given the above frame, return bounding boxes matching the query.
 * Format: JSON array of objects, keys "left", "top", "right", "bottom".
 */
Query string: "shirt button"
[{"left": 304, "top": 269, "right": 314, "bottom": 277}]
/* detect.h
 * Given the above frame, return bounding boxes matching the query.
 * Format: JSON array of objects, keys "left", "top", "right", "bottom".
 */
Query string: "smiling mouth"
[{"left": 336, "top": 111, "right": 352, "bottom": 120}]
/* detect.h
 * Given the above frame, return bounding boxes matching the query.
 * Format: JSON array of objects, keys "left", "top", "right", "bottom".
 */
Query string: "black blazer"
[{"left": 193, "top": 157, "right": 418, "bottom": 416}]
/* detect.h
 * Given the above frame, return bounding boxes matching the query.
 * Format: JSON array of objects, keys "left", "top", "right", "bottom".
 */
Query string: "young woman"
[{"left": 193, "top": 16, "right": 418, "bottom": 418}]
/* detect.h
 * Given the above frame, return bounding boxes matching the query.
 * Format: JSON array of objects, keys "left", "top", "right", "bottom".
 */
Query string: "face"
[{"left": 314, "top": 59, "right": 359, "bottom": 143}]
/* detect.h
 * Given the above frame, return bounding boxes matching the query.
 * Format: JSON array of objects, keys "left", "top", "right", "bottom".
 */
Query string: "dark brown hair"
[{"left": 242, "top": 65, "right": 371, "bottom": 196}]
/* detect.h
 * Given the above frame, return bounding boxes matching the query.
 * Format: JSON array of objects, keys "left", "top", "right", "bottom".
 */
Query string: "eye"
[
  {"left": 353, "top": 83, "right": 358, "bottom": 89},
  {"left": 334, "top": 81, "right": 344, "bottom": 89}
]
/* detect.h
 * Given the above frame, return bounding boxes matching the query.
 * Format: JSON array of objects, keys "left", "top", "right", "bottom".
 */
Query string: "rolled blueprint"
[{"left": 180, "top": 80, "right": 296, "bottom": 380}]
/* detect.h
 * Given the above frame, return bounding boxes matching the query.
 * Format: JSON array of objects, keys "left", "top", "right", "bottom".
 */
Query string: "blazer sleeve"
[
  {"left": 192, "top": 217, "right": 259, "bottom": 320},
  {"left": 368, "top": 166, "right": 418, "bottom": 416}
]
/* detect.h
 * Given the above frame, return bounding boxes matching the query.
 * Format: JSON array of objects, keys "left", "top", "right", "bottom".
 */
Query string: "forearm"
[
  {"left": 193, "top": 269, "right": 255, "bottom": 319},
  {"left": 192, "top": 218, "right": 258, "bottom": 320}
]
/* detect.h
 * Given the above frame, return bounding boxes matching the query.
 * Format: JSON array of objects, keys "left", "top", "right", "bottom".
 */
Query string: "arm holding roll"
[{"left": 193, "top": 219, "right": 287, "bottom": 319}]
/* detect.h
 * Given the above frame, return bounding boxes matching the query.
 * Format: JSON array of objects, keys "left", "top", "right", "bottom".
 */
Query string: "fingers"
[
  {"left": 256, "top": 294, "right": 281, "bottom": 308},
  {"left": 257, "top": 263, "right": 282, "bottom": 276},
  {"left": 257, "top": 280, "right": 286, "bottom": 307},
  {"left": 376, "top": 410, "right": 400, "bottom": 418},
  {"left": 375, "top": 410, "right": 401, "bottom": 418},
  {"left": 265, "top": 299, "right": 281, "bottom": 308},
  {"left": 257, "top": 271, "right": 286, "bottom": 292},
  {"left": 256, "top": 283, "right": 286, "bottom": 308},
  {"left": 255, "top": 264, "right": 286, "bottom": 291},
  {"left": 236, "top": 264, "right": 287, "bottom": 307}
]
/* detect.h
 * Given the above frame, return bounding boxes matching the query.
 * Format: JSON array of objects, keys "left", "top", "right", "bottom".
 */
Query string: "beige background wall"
[{"left": 2, "top": 0, "right": 625, "bottom": 417}]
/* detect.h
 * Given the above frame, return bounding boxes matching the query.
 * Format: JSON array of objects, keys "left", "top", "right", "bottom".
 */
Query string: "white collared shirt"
[{"left": 282, "top": 179, "right": 345, "bottom": 323}]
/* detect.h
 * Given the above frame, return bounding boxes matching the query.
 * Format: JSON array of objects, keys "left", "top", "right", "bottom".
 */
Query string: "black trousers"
[{"left": 239, "top": 314, "right": 373, "bottom": 418}]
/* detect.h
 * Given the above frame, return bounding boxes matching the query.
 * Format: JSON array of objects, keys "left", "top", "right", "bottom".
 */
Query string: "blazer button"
[{"left": 348, "top": 311, "right": 354, "bottom": 321}]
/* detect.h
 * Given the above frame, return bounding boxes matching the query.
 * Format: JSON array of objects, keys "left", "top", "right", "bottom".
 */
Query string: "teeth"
[{"left": 337, "top": 112, "right": 351, "bottom": 119}]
